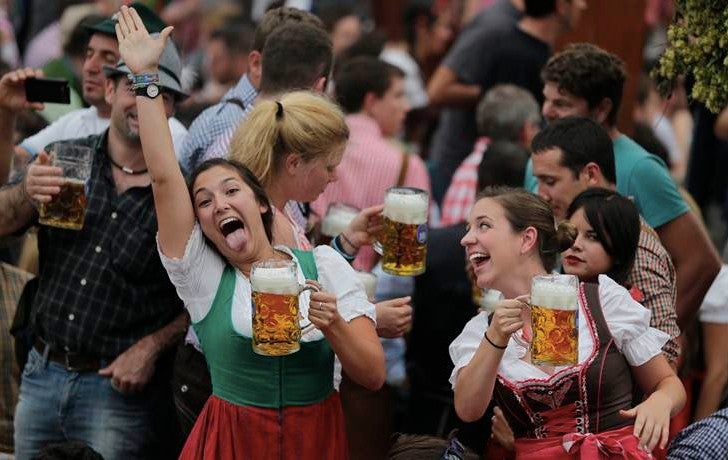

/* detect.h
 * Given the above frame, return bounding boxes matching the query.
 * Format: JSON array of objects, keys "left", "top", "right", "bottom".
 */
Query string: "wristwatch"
[{"left": 135, "top": 83, "right": 160, "bottom": 99}]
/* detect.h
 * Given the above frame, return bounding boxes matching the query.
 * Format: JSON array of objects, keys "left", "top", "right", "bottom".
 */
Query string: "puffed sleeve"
[
  {"left": 449, "top": 311, "right": 490, "bottom": 388},
  {"left": 598, "top": 274, "right": 670, "bottom": 366},
  {"left": 157, "top": 223, "right": 224, "bottom": 322},
  {"left": 314, "top": 245, "right": 376, "bottom": 324}
]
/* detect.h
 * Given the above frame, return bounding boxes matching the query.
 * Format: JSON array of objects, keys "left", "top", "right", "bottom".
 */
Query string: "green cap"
[{"left": 85, "top": 2, "right": 167, "bottom": 37}]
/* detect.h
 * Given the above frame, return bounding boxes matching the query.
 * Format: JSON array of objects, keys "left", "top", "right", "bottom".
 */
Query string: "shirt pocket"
[{"left": 109, "top": 211, "right": 159, "bottom": 282}]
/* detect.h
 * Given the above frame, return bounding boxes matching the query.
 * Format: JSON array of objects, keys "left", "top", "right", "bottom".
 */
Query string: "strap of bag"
[{"left": 396, "top": 151, "right": 410, "bottom": 187}]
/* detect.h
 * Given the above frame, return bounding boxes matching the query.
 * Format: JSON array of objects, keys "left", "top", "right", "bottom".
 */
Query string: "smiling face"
[
  {"left": 562, "top": 207, "right": 612, "bottom": 281},
  {"left": 192, "top": 165, "right": 271, "bottom": 263},
  {"left": 461, "top": 197, "right": 525, "bottom": 291},
  {"left": 106, "top": 78, "right": 175, "bottom": 143}
]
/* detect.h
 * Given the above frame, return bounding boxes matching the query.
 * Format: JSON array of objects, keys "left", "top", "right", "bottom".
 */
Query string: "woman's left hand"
[
  {"left": 619, "top": 391, "right": 672, "bottom": 451},
  {"left": 114, "top": 5, "right": 174, "bottom": 74},
  {"left": 308, "top": 290, "right": 342, "bottom": 331}
]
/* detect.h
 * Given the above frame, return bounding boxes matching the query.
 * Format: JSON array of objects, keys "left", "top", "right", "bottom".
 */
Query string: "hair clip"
[{"left": 275, "top": 101, "right": 284, "bottom": 120}]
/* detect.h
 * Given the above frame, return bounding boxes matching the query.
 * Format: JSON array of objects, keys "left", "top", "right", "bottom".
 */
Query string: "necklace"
[{"left": 108, "top": 154, "right": 148, "bottom": 175}]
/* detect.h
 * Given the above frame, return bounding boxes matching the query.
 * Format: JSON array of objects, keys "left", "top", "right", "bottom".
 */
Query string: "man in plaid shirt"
[{"left": 0, "top": 39, "right": 188, "bottom": 459}]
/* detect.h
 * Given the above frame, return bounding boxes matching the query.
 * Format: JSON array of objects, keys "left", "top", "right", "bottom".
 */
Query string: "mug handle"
[{"left": 300, "top": 281, "right": 321, "bottom": 335}]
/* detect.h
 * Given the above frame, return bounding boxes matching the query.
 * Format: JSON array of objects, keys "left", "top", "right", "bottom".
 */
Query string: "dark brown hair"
[{"left": 476, "top": 186, "right": 576, "bottom": 271}]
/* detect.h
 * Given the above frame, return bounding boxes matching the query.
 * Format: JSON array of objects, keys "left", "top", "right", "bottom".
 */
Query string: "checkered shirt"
[
  {"left": 32, "top": 133, "right": 183, "bottom": 359},
  {"left": 440, "top": 138, "right": 488, "bottom": 226},
  {"left": 628, "top": 219, "right": 680, "bottom": 363},
  {"left": 180, "top": 74, "right": 257, "bottom": 171},
  {"left": 0, "top": 263, "right": 32, "bottom": 452},
  {"left": 668, "top": 408, "right": 728, "bottom": 459}
]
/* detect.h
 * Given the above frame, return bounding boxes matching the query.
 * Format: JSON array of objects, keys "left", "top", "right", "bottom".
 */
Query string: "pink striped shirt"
[
  {"left": 440, "top": 138, "right": 489, "bottom": 226},
  {"left": 311, "top": 114, "right": 431, "bottom": 271}
]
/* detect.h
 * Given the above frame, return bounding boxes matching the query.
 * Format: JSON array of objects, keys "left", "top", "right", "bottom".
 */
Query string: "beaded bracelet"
[
  {"left": 484, "top": 331, "right": 507, "bottom": 350},
  {"left": 129, "top": 73, "right": 160, "bottom": 90}
]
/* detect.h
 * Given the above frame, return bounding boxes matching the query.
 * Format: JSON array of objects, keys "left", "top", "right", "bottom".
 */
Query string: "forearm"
[
  {"left": 427, "top": 67, "right": 481, "bottom": 108},
  {"left": 650, "top": 375, "right": 686, "bottom": 417},
  {"left": 454, "top": 338, "right": 502, "bottom": 422},
  {"left": 325, "top": 316, "right": 385, "bottom": 391},
  {"left": 143, "top": 311, "right": 189, "bottom": 359},
  {"left": 0, "top": 109, "right": 16, "bottom": 185},
  {"left": 0, "top": 183, "right": 36, "bottom": 236},
  {"left": 675, "top": 254, "right": 720, "bottom": 328}
]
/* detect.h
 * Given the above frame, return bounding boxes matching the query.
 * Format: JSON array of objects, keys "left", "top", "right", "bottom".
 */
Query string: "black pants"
[{"left": 172, "top": 342, "right": 212, "bottom": 438}]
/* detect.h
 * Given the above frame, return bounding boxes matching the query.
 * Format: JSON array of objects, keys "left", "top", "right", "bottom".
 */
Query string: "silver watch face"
[{"left": 146, "top": 84, "right": 160, "bottom": 98}]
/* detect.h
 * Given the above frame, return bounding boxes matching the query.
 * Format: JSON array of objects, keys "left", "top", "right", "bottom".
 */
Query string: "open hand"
[
  {"left": 619, "top": 391, "right": 672, "bottom": 451},
  {"left": 0, "top": 68, "right": 45, "bottom": 113},
  {"left": 114, "top": 5, "right": 174, "bottom": 74}
]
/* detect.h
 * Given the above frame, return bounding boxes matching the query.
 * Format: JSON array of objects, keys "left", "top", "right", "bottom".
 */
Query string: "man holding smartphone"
[{"left": 0, "top": 2, "right": 188, "bottom": 185}]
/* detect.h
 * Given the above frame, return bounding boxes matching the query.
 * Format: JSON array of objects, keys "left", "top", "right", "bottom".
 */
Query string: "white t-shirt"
[
  {"left": 20, "top": 106, "right": 189, "bottom": 161},
  {"left": 449, "top": 275, "right": 670, "bottom": 387},
  {"left": 158, "top": 223, "right": 376, "bottom": 341}
]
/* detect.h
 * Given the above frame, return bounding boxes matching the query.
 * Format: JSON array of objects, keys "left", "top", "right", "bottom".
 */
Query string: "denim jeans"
[{"left": 14, "top": 348, "right": 154, "bottom": 460}]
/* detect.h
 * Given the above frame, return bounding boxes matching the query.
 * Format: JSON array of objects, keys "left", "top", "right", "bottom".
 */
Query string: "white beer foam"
[
  {"left": 321, "top": 207, "right": 358, "bottom": 237},
  {"left": 531, "top": 282, "right": 578, "bottom": 310},
  {"left": 250, "top": 267, "right": 299, "bottom": 295},
  {"left": 384, "top": 192, "right": 428, "bottom": 225}
]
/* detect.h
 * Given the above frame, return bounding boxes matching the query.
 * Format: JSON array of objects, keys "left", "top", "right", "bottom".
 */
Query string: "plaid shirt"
[
  {"left": 0, "top": 263, "right": 32, "bottom": 453},
  {"left": 628, "top": 219, "right": 680, "bottom": 363},
  {"left": 668, "top": 408, "right": 728, "bottom": 459},
  {"left": 180, "top": 73, "right": 257, "bottom": 171},
  {"left": 440, "top": 138, "right": 488, "bottom": 226},
  {"left": 32, "top": 133, "right": 183, "bottom": 359}
]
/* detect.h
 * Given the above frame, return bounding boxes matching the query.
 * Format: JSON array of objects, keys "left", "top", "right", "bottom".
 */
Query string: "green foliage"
[{"left": 652, "top": 0, "right": 728, "bottom": 113}]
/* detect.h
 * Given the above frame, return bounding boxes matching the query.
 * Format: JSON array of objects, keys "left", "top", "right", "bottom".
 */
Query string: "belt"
[{"left": 34, "top": 338, "right": 102, "bottom": 373}]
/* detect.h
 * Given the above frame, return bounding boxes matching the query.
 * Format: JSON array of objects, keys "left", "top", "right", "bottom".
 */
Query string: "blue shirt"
[
  {"left": 180, "top": 74, "right": 258, "bottom": 171},
  {"left": 524, "top": 134, "right": 689, "bottom": 229}
]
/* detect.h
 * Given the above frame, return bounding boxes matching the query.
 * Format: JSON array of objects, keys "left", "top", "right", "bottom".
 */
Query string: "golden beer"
[
  {"left": 379, "top": 187, "right": 428, "bottom": 276},
  {"left": 251, "top": 291, "right": 301, "bottom": 356},
  {"left": 39, "top": 180, "right": 87, "bottom": 230},
  {"left": 530, "top": 275, "right": 579, "bottom": 366}
]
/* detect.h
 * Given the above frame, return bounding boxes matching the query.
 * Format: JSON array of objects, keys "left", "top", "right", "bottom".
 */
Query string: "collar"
[{"left": 345, "top": 113, "right": 383, "bottom": 138}]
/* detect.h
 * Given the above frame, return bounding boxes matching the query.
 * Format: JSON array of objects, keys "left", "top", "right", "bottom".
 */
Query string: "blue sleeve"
[{"left": 620, "top": 155, "right": 689, "bottom": 229}]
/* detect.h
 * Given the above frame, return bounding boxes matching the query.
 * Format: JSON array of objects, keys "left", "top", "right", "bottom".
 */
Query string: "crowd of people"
[{"left": 1, "top": 0, "right": 728, "bottom": 459}]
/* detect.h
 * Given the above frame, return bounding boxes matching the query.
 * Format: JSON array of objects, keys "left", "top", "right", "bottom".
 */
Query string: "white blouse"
[
  {"left": 449, "top": 275, "right": 670, "bottom": 387},
  {"left": 158, "top": 223, "right": 376, "bottom": 342}
]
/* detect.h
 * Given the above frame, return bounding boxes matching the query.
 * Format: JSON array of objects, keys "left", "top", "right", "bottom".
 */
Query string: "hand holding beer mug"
[
  {"left": 34, "top": 144, "right": 94, "bottom": 230},
  {"left": 530, "top": 274, "right": 579, "bottom": 366},
  {"left": 250, "top": 259, "right": 319, "bottom": 356},
  {"left": 374, "top": 187, "right": 428, "bottom": 276}
]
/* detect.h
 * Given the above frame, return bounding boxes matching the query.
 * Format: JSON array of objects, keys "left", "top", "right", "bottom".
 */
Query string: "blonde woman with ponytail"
[
  {"left": 229, "top": 91, "right": 354, "bottom": 249},
  {"left": 450, "top": 187, "right": 685, "bottom": 459}
]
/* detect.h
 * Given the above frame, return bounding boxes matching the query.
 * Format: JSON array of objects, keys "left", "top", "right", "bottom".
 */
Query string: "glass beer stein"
[
  {"left": 250, "top": 259, "right": 318, "bottom": 356},
  {"left": 374, "top": 187, "right": 428, "bottom": 276},
  {"left": 320, "top": 203, "right": 359, "bottom": 245},
  {"left": 530, "top": 274, "right": 579, "bottom": 366},
  {"left": 38, "top": 144, "right": 94, "bottom": 230}
]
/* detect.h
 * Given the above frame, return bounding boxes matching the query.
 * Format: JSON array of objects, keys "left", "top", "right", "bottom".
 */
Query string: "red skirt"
[
  {"left": 514, "top": 425, "right": 652, "bottom": 459},
  {"left": 179, "top": 393, "right": 348, "bottom": 460}
]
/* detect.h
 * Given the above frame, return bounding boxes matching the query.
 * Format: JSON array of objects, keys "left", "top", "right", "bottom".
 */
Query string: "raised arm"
[{"left": 115, "top": 6, "right": 194, "bottom": 258}]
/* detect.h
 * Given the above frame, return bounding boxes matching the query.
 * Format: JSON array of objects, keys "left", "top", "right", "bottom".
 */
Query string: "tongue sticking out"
[{"left": 224, "top": 228, "right": 246, "bottom": 251}]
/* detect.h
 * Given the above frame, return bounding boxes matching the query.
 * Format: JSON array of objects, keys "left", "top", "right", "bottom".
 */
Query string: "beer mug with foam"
[
  {"left": 250, "top": 259, "right": 318, "bottom": 356},
  {"left": 374, "top": 187, "right": 428, "bottom": 276},
  {"left": 38, "top": 144, "right": 94, "bottom": 230},
  {"left": 320, "top": 203, "right": 359, "bottom": 244},
  {"left": 530, "top": 274, "right": 579, "bottom": 366}
]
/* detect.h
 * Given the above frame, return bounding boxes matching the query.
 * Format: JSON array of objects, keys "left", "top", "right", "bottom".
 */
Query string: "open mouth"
[
  {"left": 469, "top": 252, "right": 491, "bottom": 269},
  {"left": 219, "top": 217, "right": 244, "bottom": 236}
]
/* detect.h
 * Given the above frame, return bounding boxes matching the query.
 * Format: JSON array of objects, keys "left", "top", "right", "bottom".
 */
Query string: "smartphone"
[{"left": 25, "top": 77, "right": 71, "bottom": 104}]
